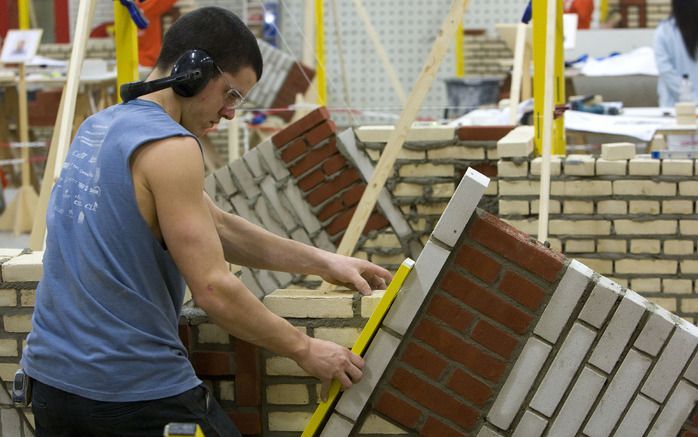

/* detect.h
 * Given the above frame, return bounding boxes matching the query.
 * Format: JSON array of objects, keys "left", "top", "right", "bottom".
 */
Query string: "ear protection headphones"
[{"left": 120, "top": 49, "right": 218, "bottom": 102}]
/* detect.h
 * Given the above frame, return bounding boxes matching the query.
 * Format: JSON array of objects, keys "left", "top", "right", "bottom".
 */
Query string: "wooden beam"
[
  {"left": 509, "top": 23, "right": 527, "bottom": 125},
  {"left": 320, "top": 0, "right": 469, "bottom": 290},
  {"left": 29, "top": 0, "right": 95, "bottom": 249}
]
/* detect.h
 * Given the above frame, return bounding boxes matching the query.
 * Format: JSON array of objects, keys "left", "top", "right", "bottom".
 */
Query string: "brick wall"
[{"left": 497, "top": 144, "right": 698, "bottom": 323}]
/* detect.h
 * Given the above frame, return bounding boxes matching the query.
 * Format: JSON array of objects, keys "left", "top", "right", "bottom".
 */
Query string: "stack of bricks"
[
  {"left": 497, "top": 128, "right": 698, "bottom": 323},
  {"left": 462, "top": 30, "right": 512, "bottom": 77},
  {"left": 356, "top": 124, "right": 510, "bottom": 249},
  {"left": 246, "top": 40, "right": 315, "bottom": 122}
]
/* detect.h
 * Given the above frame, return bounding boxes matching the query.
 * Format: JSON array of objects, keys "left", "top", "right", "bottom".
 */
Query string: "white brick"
[
  {"left": 575, "top": 257, "right": 613, "bottom": 275},
  {"left": 383, "top": 244, "right": 444, "bottom": 335},
  {"left": 497, "top": 125, "right": 534, "bottom": 157},
  {"left": 663, "top": 278, "right": 692, "bottom": 293},
  {"left": 682, "top": 260, "right": 698, "bottom": 273},
  {"left": 664, "top": 239, "right": 693, "bottom": 255},
  {"left": 487, "top": 338, "right": 551, "bottom": 429},
  {"left": 336, "top": 329, "right": 401, "bottom": 420},
  {"left": 478, "top": 425, "right": 506, "bottom": 437},
  {"left": 399, "top": 163, "right": 453, "bottom": 177},
  {"left": 431, "top": 167, "right": 489, "bottom": 247},
  {"left": 597, "top": 239, "right": 626, "bottom": 253},
  {"left": 647, "top": 381, "right": 698, "bottom": 437},
  {"left": 3, "top": 315, "right": 31, "bottom": 333},
  {"left": 497, "top": 160, "right": 528, "bottom": 177},
  {"left": 268, "top": 411, "right": 312, "bottom": 432},
  {"left": 597, "top": 200, "right": 627, "bottom": 215},
  {"left": 428, "top": 145, "right": 485, "bottom": 160},
  {"left": 530, "top": 156, "right": 562, "bottom": 176},
  {"left": 320, "top": 413, "right": 354, "bottom": 437},
  {"left": 615, "top": 259, "right": 677, "bottom": 274},
  {"left": 642, "top": 320, "right": 698, "bottom": 402},
  {"left": 613, "top": 180, "right": 676, "bottom": 196},
  {"left": 614, "top": 394, "right": 660, "bottom": 437},
  {"left": 579, "top": 276, "right": 622, "bottom": 328},
  {"left": 680, "top": 180, "right": 698, "bottom": 196},
  {"left": 531, "top": 323, "right": 596, "bottom": 416},
  {"left": 663, "top": 200, "right": 694, "bottom": 214},
  {"left": 393, "top": 183, "right": 423, "bottom": 197},
  {"left": 2, "top": 252, "right": 44, "bottom": 282},
  {"left": 565, "top": 239, "right": 595, "bottom": 253},
  {"left": 676, "top": 101, "right": 696, "bottom": 115},
  {"left": 614, "top": 219, "right": 676, "bottom": 235},
  {"left": 266, "top": 384, "right": 309, "bottom": 405},
  {"left": 685, "top": 352, "right": 698, "bottom": 385},
  {"left": 499, "top": 180, "right": 539, "bottom": 196},
  {"left": 551, "top": 180, "right": 612, "bottom": 196},
  {"left": 647, "top": 296, "right": 677, "bottom": 312},
  {"left": 563, "top": 200, "right": 594, "bottom": 214},
  {"left": 634, "top": 305, "right": 676, "bottom": 356},
  {"left": 266, "top": 357, "right": 309, "bottom": 376},
  {"left": 589, "top": 291, "right": 647, "bottom": 373},
  {"left": 0, "top": 339, "right": 17, "bottom": 356},
  {"left": 314, "top": 327, "right": 361, "bottom": 348},
  {"left": 197, "top": 324, "right": 230, "bottom": 344},
  {"left": 359, "top": 414, "right": 408, "bottom": 434},
  {"left": 547, "top": 367, "right": 606, "bottom": 436},
  {"left": 511, "top": 410, "right": 547, "bottom": 437},
  {"left": 548, "top": 220, "right": 611, "bottom": 235},
  {"left": 662, "top": 159, "right": 693, "bottom": 176},
  {"left": 680, "top": 220, "right": 698, "bottom": 235},
  {"left": 564, "top": 154, "right": 596, "bottom": 175},
  {"left": 630, "top": 239, "right": 661, "bottom": 254},
  {"left": 264, "top": 289, "right": 354, "bottom": 318},
  {"left": 629, "top": 157, "right": 661, "bottom": 175},
  {"left": 0, "top": 290, "right": 16, "bottom": 307},
  {"left": 360, "top": 290, "right": 384, "bottom": 318},
  {"left": 499, "top": 200, "right": 529, "bottom": 215},
  {"left": 534, "top": 260, "right": 593, "bottom": 343},
  {"left": 601, "top": 142, "right": 636, "bottom": 160},
  {"left": 355, "top": 124, "right": 455, "bottom": 143},
  {"left": 596, "top": 158, "right": 627, "bottom": 175},
  {"left": 530, "top": 199, "right": 561, "bottom": 215},
  {"left": 584, "top": 349, "right": 653, "bottom": 437},
  {"left": 629, "top": 200, "right": 660, "bottom": 214}
]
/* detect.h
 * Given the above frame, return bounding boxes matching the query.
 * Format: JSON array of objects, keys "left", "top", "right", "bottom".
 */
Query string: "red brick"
[
  {"left": 227, "top": 409, "right": 261, "bottom": 435},
  {"left": 499, "top": 271, "right": 546, "bottom": 311},
  {"left": 304, "top": 120, "right": 337, "bottom": 145},
  {"left": 192, "top": 351, "right": 234, "bottom": 376},
  {"left": 401, "top": 342, "right": 448, "bottom": 380},
  {"left": 326, "top": 207, "right": 355, "bottom": 236},
  {"left": 447, "top": 368, "right": 492, "bottom": 405},
  {"left": 306, "top": 168, "right": 362, "bottom": 206},
  {"left": 468, "top": 209, "right": 565, "bottom": 282},
  {"left": 317, "top": 199, "right": 344, "bottom": 221},
  {"left": 456, "top": 245, "right": 501, "bottom": 284},
  {"left": 341, "top": 184, "right": 365, "bottom": 207},
  {"left": 426, "top": 294, "right": 475, "bottom": 331},
  {"left": 456, "top": 125, "right": 514, "bottom": 141},
  {"left": 234, "top": 340, "right": 261, "bottom": 407},
  {"left": 390, "top": 367, "right": 478, "bottom": 430},
  {"left": 268, "top": 64, "right": 316, "bottom": 122},
  {"left": 414, "top": 319, "right": 505, "bottom": 381},
  {"left": 421, "top": 416, "right": 464, "bottom": 437},
  {"left": 375, "top": 391, "right": 423, "bottom": 429},
  {"left": 178, "top": 324, "right": 192, "bottom": 352},
  {"left": 441, "top": 270, "right": 534, "bottom": 334},
  {"left": 472, "top": 320, "right": 518, "bottom": 359},
  {"left": 681, "top": 432, "right": 698, "bottom": 437},
  {"left": 288, "top": 139, "right": 339, "bottom": 177},
  {"left": 464, "top": 28, "right": 486, "bottom": 36},
  {"left": 296, "top": 168, "right": 325, "bottom": 192},
  {"left": 364, "top": 212, "right": 390, "bottom": 234},
  {"left": 280, "top": 138, "right": 310, "bottom": 163},
  {"left": 470, "top": 162, "right": 497, "bottom": 178},
  {"left": 271, "top": 106, "right": 329, "bottom": 147},
  {"left": 322, "top": 153, "right": 347, "bottom": 176}
]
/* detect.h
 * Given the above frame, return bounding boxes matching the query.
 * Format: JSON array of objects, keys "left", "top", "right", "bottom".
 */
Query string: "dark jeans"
[{"left": 31, "top": 379, "right": 242, "bottom": 437}]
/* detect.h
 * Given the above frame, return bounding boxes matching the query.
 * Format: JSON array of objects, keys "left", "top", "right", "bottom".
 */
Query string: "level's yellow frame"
[{"left": 302, "top": 258, "right": 415, "bottom": 437}]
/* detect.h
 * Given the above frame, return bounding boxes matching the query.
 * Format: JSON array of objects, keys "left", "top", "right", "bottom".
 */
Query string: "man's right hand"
[{"left": 292, "top": 337, "right": 365, "bottom": 402}]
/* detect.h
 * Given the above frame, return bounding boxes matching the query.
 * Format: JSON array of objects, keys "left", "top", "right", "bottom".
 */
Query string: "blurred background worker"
[
  {"left": 654, "top": 0, "right": 698, "bottom": 106},
  {"left": 137, "top": 0, "right": 178, "bottom": 67},
  {"left": 564, "top": 0, "right": 594, "bottom": 29}
]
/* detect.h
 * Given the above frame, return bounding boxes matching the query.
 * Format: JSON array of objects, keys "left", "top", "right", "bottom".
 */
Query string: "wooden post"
[
  {"left": 29, "top": 0, "right": 95, "bottom": 249},
  {"left": 350, "top": 0, "right": 406, "bottom": 105},
  {"left": 228, "top": 118, "right": 240, "bottom": 163},
  {"left": 320, "top": 0, "right": 469, "bottom": 290},
  {"left": 509, "top": 23, "right": 528, "bottom": 125},
  {"left": 536, "top": 0, "right": 559, "bottom": 243}
]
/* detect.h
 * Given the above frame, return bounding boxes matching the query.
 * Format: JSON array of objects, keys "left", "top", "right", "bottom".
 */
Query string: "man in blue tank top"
[{"left": 21, "top": 7, "right": 391, "bottom": 436}]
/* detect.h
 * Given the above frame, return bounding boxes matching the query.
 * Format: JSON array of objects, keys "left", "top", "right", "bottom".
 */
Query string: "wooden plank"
[
  {"left": 350, "top": 0, "right": 406, "bottom": 105},
  {"left": 536, "top": 0, "right": 559, "bottom": 243},
  {"left": 302, "top": 259, "right": 414, "bottom": 437},
  {"left": 328, "top": 0, "right": 468, "bottom": 269},
  {"left": 29, "top": 0, "right": 95, "bottom": 249},
  {"left": 509, "top": 23, "right": 527, "bottom": 125}
]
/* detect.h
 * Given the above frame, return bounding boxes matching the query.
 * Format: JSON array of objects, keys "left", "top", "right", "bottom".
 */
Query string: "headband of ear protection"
[{"left": 119, "top": 49, "right": 218, "bottom": 102}]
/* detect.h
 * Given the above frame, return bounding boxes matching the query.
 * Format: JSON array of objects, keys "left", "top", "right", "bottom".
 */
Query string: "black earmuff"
[{"left": 119, "top": 49, "right": 218, "bottom": 102}]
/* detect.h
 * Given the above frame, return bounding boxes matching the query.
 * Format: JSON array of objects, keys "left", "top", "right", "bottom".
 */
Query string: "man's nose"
[{"left": 220, "top": 106, "right": 236, "bottom": 120}]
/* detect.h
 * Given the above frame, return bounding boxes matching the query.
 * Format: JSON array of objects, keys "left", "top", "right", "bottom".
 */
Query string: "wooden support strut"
[
  {"left": 320, "top": 0, "right": 469, "bottom": 290},
  {"left": 29, "top": 0, "right": 96, "bottom": 250}
]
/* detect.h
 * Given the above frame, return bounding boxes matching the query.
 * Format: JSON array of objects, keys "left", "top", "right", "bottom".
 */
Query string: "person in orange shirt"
[
  {"left": 564, "top": 0, "right": 594, "bottom": 29},
  {"left": 137, "top": 0, "right": 177, "bottom": 67}
]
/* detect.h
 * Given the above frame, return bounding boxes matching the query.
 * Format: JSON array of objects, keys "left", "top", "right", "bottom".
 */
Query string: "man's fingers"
[{"left": 346, "top": 363, "right": 363, "bottom": 383}]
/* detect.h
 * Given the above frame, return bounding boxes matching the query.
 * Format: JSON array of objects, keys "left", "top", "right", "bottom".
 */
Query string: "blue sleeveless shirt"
[{"left": 21, "top": 99, "right": 202, "bottom": 402}]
